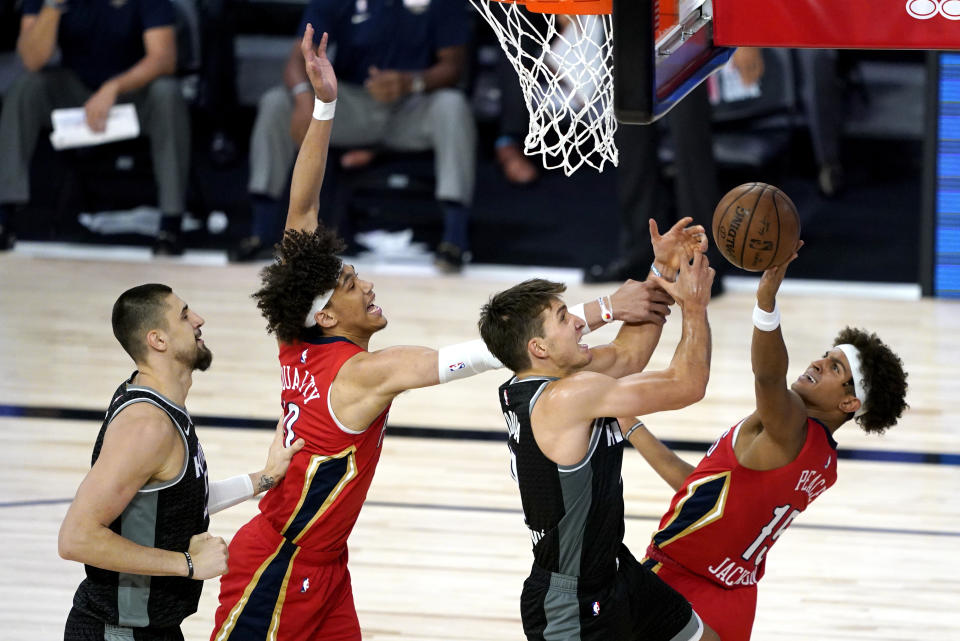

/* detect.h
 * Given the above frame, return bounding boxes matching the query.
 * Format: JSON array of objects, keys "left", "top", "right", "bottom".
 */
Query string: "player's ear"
[
  {"left": 838, "top": 394, "right": 860, "bottom": 416},
  {"left": 145, "top": 328, "right": 167, "bottom": 353},
  {"left": 318, "top": 309, "right": 337, "bottom": 329},
  {"left": 528, "top": 337, "right": 547, "bottom": 360}
]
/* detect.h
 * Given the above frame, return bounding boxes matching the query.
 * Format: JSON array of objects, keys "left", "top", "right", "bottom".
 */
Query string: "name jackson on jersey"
[{"left": 701, "top": 472, "right": 832, "bottom": 588}]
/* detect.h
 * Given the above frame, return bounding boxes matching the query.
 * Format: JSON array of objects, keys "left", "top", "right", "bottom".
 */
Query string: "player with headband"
[
  {"left": 210, "top": 25, "right": 683, "bottom": 641},
  {"left": 631, "top": 241, "right": 909, "bottom": 641}
]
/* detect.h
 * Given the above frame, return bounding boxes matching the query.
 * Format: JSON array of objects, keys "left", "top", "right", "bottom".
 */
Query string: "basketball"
[{"left": 711, "top": 183, "right": 801, "bottom": 272}]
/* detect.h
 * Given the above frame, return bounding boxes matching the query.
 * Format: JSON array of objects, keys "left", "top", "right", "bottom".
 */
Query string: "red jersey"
[
  {"left": 646, "top": 417, "right": 837, "bottom": 589},
  {"left": 257, "top": 335, "right": 390, "bottom": 552}
]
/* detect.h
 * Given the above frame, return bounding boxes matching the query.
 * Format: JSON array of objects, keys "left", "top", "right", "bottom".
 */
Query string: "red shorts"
[
  {"left": 642, "top": 552, "right": 757, "bottom": 641},
  {"left": 211, "top": 515, "right": 359, "bottom": 641}
]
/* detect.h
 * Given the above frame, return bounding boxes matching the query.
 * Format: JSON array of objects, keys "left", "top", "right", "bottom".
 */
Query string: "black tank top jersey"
[
  {"left": 499, "top": 376, "right": 627, "bottom": 580},
  {"left": 72, "top": 373, "right": 210, "bottom": 629}
]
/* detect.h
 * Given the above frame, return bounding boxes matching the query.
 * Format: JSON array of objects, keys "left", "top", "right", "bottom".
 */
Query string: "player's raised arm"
[
  {"left": 542, "top": 252, "right": 713, "bottom": 427},
  {"left": 750, "top": 242, "right": 807, "bottom": 449},
  {"left": 583, "top": 217, "right": 706, "bottom": 378},
  {"left": 285, "top": 24, "right": 338, "bottom": 234}
]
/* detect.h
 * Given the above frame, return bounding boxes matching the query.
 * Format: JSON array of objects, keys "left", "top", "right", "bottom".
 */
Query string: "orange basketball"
[{"left": 711, "top": 183, "right": 801, "bottom": 272}]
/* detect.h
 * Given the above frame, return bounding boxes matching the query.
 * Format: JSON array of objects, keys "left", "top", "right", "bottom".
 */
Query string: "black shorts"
[
  {"left": 65, "top": 608, "right": 184, "bottom": 641},
  {"left": 519, "top": 546, "right": 702, "bottom": 641}
]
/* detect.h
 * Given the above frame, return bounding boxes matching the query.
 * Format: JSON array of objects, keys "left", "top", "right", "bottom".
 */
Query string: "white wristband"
[
  {"left": 438, "top": 339, "right": 503, "bottom": 383},
  {"left": 207, "top": 474, "right": 254, "bottom": 515},
  {"left": 597, "top": 295, "right": 614, "bottom": 323},
  {"left": 752, "top": 302, "right": 781, "bottom": 332},
  {"left": 313, "top": 97, "right": 336, "bottom": 120},
  {"left": 568, "top": 303, "right": 592, "bottom": 335}
]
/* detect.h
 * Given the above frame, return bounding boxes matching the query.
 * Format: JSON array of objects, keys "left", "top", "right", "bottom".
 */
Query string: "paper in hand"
[{"left": 49, "top": 103, "right": 140, "bottom": 150}]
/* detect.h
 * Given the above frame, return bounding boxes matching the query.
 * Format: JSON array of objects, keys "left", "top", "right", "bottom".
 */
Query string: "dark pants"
[
  {"left": 614, "top": 84, "right": 722, "bottom": 273},
  {"left": 0, "top": 68, "right": 190, "bottom": 215}
]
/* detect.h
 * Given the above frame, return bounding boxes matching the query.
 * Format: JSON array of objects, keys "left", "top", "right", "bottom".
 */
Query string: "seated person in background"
[
  {"left": 0, "top": 0, "right": 191, "bottom": 255},
  {"left": 232, "top": 0, "right": 477, "bottom": 273}
]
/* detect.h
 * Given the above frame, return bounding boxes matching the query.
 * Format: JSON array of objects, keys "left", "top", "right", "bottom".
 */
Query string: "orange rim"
[{"left": 491, "top": 0, "right": 613, "bottom": 15}]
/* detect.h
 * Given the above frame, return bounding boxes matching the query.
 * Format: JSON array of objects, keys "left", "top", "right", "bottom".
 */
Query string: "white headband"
[
  {"left": 303, "top": 260, "right": 343, "bottom": 328},
  {"left": 835, "top": 343, "right": 869, "bottom": 417}
]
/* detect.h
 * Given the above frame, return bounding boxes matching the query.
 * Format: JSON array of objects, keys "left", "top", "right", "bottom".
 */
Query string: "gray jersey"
[
  {"left": 72, "top": 373, "right": 209, "bottom": 629},
  {"left": 498, "top": 375, "right": 626, "bottom": 580}
]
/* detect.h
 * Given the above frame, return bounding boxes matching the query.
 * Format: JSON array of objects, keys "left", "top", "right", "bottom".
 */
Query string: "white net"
[{"left": 469, "top": 1, "right": 617, "bottom": 175}]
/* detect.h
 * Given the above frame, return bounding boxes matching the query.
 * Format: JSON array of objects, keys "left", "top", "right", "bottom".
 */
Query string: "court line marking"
[
  {"left": 3, "top": 403, "right": 958, "bottom": 467},
  {"left": 3, "top": 497, "right": 957, "bottom": 539}
]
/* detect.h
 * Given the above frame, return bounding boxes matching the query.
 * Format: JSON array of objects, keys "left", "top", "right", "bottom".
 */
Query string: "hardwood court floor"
[{"left": 1, "top": 249, "right": 958, "bottom": 640}]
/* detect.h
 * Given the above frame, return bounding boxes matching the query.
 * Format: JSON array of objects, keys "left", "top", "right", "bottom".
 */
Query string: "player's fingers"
[
  {"left": 646, "top": 287, "right": 674, "bottom": 304},
  {"left": 682, "top": 223, "right": 705, "bottom": 237},
  {"left": 685, "top": 249, "right": 703, "bottom": 273},
  {"left": 668, "top": 216, "right": 694, "bottom": 235},
  {"left": 290, "top": 438, "right": 306, "bottom": 454},
  {"left": 648, "top": 218, "right": 660, "bottom": 241},
  {"left": 647, "top": 303, "right": 671, "bottom": 317},
  {"left": 301, "top": 24, "right": 314, "bottom": 59},
  {"left": 317, "top": 31, "right": 328, "bottom": 58},
  {"left": 648, "top": 275, "right": 677, "bottom": 298}
]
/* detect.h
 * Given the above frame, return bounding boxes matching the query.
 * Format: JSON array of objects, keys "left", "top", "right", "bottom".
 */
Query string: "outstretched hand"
[
  {"left": 757, "top": 240, "right": 803, "bottom": 308},
  {"left": 650, "top": 217, "right": 708, "bottom": 275},
  {"left": 608, "top": 279, "right": 673, "bottom": 326},
  {"left": 301, "top": 24, "right": 337, "bottom": 103},
  {"left": 651, "top": 250, "right": 715, "bottom": 311},
  {"left": 261, "top": 417, "right": 306, "bottom": 489}
]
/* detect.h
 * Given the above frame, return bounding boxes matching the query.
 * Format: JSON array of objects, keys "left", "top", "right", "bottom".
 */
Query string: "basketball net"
[{"left": 469, "top": 1, "right": 617, "bottom": 174}]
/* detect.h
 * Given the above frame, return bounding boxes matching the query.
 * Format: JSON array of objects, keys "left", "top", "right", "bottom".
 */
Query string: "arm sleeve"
[
  {"left": 437, "top": 339, "right": 503, "bottom": 383},
  {"left": 433, "top": 0, "right": 471, "bottom": 50},
  {"left": 22, "top": 0, "right": 42, "bottom": 16},
  {"left": 140, "top": 0, "right": 176, "bottom": 30},
  {"left": 207, "top": 474, "right": 254, "bottom": 515}
]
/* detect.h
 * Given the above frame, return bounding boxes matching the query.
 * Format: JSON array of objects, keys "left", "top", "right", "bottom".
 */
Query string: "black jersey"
[
  {"left": 499, "top": 375, "right": 627, "bottom": 581},
  {"left": 71, "top": 373, "right": 210, "bottom": 630}
]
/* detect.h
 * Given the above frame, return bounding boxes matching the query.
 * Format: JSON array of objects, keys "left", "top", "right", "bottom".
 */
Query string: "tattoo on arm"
[{"left": 257, "top": 475, "right": 276, "bottom": 493}]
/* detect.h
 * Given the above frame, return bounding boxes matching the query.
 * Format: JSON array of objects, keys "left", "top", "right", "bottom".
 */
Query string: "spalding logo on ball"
[{"left": 712, "top": 182, "right": 800, "bottom": 272}]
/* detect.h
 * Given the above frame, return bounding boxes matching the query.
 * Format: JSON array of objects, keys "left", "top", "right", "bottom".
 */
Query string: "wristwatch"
[{"left": 410, "top": 73, "right": 426, "bottom": 95}]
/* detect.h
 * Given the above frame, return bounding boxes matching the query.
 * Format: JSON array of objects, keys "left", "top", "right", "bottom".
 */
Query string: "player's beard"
[
  {"left": 178, "top": 341, "right": 213, "bottom": 372},
  {"left": 194, "top": 344, "right": 213, "bottom": 371}
]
